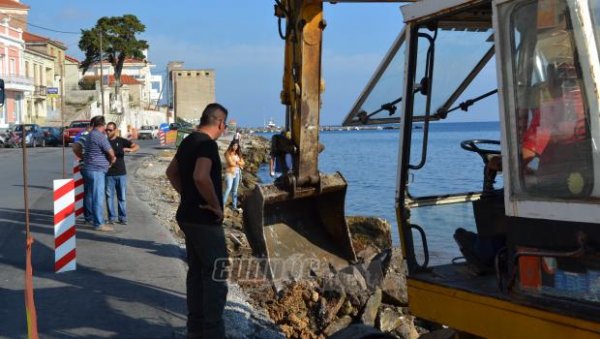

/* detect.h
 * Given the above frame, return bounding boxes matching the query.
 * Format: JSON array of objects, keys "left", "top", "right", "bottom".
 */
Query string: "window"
[{"left": 507, "top": 0, "right": 595, "bottom": 199}]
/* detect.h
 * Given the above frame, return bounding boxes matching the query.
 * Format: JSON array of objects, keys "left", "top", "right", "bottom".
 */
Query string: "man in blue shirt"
[
  {"left": 72, "top": 124, "right": 93, "bottom": 223},
  {"left": 82, "top": 116, "right": 116, "bottom": 231}
]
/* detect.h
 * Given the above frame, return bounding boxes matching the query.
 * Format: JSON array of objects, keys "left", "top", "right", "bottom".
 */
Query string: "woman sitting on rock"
[{"left": 223, "top": 140, "right": 245, "bottom": 212}]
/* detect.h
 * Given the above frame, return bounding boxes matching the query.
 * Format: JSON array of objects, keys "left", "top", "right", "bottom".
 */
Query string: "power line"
[
  {"left": 27, "top": 21, "right": 80, "bottom": 35},
  {"left": 4, "top": 15, "right": 80, "bottom": 35}
]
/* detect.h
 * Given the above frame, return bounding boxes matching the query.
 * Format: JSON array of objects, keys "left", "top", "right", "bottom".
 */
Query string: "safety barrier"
[
  {"left": 53, "top": 179, "right": 76, "bottom": 273},
  {"left": 73, "top": 161, "right": 85, "bottom": 217}
]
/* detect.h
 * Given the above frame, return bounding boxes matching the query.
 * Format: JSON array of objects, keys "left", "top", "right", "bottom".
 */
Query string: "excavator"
[{"left": 245, "top": 0, "right": 600, "bottom": 337}]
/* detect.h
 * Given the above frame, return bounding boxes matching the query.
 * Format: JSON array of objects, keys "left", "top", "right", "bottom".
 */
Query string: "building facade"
[
  {"left": 0, "top": 21, "right": 32, "bottom": 127},
  {"left": 22, "top": 31, "right": 67, "bottom": 123},
  {"left": 167, "top": 61, "right": 215, "bottom": 122},
  {"left": 23, "top": 46, "right": 52, "bottom": 124},
  {"left": 0, "top": 0, "right": 28, "bottom": 31},
  {"left": 64, "top": 55, "right": 80, "bottom": 91}
]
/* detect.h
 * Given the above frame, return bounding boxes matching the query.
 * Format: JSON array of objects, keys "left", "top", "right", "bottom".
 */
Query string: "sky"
[{"left": 23, "top": 0, "right": 498, "bottom": 127}]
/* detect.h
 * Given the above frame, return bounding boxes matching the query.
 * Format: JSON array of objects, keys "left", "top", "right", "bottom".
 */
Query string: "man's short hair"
[
  {"left": 199, "top": 103, "right": 228, "bottom": 127},
  {"left": 90, "top": 115, "right": 106, "bottom": 128},
  {"left": 107, "top": 122, "right": 117, "bottom": 129}
]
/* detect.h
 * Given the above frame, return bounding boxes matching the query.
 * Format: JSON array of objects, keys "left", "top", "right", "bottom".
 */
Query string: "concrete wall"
[
  {"left": 173, "top": 69, "right": 215, "bottom": 122},
  {"left": 64, "top": 61, "right": 80, "bottom": 91},
  {"left": 126, "top": 84, "right": 143, "bottom": 108},
  {"left": 65, "top": 90, "right": 95, "bottom": 104}
]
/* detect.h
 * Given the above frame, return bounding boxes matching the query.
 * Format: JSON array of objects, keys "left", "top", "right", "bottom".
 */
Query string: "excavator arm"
[
  {"left": 279, "top": 0, "right": 411, "bottom": 189},
  {"left": 244, "top": 0, "right": 410, "bottom": 284},
  {"left": 278, "top": 0, "right": 323, "bottom": 188}
]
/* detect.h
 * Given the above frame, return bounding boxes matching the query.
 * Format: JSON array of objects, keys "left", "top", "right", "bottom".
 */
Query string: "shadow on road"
[{"left": 0, "top": 207, "right": 187, "bottom": 338}]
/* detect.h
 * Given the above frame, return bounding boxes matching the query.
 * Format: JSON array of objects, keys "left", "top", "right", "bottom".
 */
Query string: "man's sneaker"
[
  {"left": 107, "top": 220, "right": 116, "bottom": 225},
  {"left": 118, "top": 220, "right": 127, "bottom": 225},
  {"left": 95, "top": 224, "right": 114, "bottom": 232}
]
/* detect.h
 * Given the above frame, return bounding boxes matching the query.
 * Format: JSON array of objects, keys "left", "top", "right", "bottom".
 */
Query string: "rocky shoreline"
[{"left": 135, "top": 134, "right": 420, "bottom": 338}]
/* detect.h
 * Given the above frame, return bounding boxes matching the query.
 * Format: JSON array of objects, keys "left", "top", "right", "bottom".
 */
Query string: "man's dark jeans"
[{"left": 180, "top": 222, "right": 228, "bottom": 339}]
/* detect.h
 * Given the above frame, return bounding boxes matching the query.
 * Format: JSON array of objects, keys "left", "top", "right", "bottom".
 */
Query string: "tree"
[{"left": 79, "top": 15, "right": 149, "bottom": 96}]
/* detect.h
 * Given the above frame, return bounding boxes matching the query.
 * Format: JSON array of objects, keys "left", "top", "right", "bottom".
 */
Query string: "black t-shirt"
[
  {"left": 175, "top": 132, "right": 223, "bottom": 225},
  {"left": 107, "top": 137, "right": 133, "bottom": 176}
]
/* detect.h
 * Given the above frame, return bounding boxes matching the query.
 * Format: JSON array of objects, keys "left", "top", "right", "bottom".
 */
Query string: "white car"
[{"left": 138, "top": 125, "right": 159, "bottom": 140}]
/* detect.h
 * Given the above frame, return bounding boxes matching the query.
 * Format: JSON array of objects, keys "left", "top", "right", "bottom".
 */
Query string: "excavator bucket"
[{"left": 243, "top": 172, "right": 357, "bottom": 282}]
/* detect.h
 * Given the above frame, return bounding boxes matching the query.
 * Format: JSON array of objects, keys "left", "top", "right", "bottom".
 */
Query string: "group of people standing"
[{"left": 73, "top": 115, "right": 139, "bottom": 232}]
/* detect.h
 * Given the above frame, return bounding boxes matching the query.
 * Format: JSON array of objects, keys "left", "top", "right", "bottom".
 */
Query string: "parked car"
[
  {"left": 169, "top": 123, "right": 181, "bottom": 131},
  {"left": 138, "top": 125, "right": 159, "bottom": 140},
  {"left": 0, "top": 128, "right": 8, "bottom": 147},
  {"left": 63, "top": 120, "right": 91, "bottom": 145},
  {"left": 14, "top": 124, "right": 45, "bottom": 147},
  {"left": 41, "top": 126, "right": 63, "bottom": 146},
  {"left": 2, "top": 128, "right": 20, "bottom": 148}
]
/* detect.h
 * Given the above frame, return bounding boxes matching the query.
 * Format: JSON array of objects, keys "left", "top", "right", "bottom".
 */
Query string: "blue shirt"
[{"left": 83, "top": 129, "right": 113, "bottom": 172}]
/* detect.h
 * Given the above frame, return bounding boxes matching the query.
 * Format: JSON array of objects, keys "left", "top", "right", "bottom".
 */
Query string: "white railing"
[{"left": 3, "top": 74, "right": 34, "bottom": 86}]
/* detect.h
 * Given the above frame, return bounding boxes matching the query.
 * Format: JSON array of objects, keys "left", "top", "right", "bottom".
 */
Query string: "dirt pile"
[{"left": 242, "top": 224, "right": 418, "bottom": 339}]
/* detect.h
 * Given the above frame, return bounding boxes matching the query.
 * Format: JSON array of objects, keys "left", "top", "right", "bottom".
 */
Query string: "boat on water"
[{"left": 265, "top": 118, "right": 278, "bottom": 131}]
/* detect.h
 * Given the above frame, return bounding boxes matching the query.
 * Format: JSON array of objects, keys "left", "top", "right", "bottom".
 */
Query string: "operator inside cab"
[{"left": 455, "top": 1, "right": 593, "bottom": 274}]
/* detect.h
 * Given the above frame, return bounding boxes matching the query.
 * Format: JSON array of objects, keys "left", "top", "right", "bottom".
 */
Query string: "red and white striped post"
[
  {"left": 73, "top": 161, "right": 85, "bottom": 217},
  {"left": 53, "top": 179, "right": 76, "bottom": 273},
  {"left": 159, "top": 131, "right": 166, "bottom": 145}
]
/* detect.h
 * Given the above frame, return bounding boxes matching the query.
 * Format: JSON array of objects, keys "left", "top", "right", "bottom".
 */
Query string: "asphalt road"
[{"left": 0, "top": 140, "right": 189, "bottom": 338}]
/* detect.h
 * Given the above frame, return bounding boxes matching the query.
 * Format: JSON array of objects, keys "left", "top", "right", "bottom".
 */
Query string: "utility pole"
[
  {"left": 60, "top": 59, "right": 66, "bottom": 178},
  {"left": 99, "top": 30, "right": 105, "bottom": 116}
]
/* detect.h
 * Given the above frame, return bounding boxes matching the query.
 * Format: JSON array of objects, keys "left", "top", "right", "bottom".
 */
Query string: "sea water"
[{"left": 257, "top": 121, "right": 501, "bottom": 264}]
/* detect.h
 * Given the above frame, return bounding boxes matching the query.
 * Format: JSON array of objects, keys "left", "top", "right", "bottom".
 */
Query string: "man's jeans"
[
  {"left": 83, "top": 170, "right": 106, "bottom": 227},
  {"left": 106, "top": 175, "right": 127, "bottom": 223},
  {"left": 80, "top": 168, "right": 93, "bottom": 222},
  {"left": 179, "top": 222, "right": 228, "bottom": 339},
  {"left": 223, "top": 171, "right": 241, "bottom": 209}
]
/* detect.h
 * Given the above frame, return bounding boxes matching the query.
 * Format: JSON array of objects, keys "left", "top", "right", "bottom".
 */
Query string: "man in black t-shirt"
[
  {"left": 105, "top": 122, "right": 139, "bottom": 225},
  {"left": 166, "top": 103, "right": 229, "bottom": 339}
]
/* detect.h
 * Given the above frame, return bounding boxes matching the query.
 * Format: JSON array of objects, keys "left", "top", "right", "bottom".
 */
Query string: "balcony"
[
  {"left": 2, "top": 74, "right": 34, "bottom": 92},
  {"left": 34, "top": 85, "right": 47, "bottom": 98}
]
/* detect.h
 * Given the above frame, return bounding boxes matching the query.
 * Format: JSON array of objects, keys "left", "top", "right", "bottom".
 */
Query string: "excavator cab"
[{"left": 344, "top": 0, "right": 600, "bottom": 337}]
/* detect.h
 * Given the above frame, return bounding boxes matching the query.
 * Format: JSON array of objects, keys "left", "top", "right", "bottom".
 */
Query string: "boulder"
[
  {"left": 380, "top": 248, "right": 408, "bottom": 306},
  {"left": 395, "top": 314, "right": 420, "bottom": 339},
  {"left": 377, "top": 307, "right": 403, "bottom": 333},
  {"left": 323, "top": 315, "right": 353, "bottom": 337},
  {"left": 360, "top": 288, "right": 382, "bottom": 326},
  {"left": 347, "top": 216, "right": 392, "bottom": 252}
]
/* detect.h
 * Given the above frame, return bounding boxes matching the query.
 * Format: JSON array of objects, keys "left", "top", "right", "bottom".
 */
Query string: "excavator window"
[
  {"left": 591, "top": 1, "right": 600, "bottom": 48},
  {"left": 508, "top": 0, "right": 596, "bottom": 200}
]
